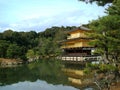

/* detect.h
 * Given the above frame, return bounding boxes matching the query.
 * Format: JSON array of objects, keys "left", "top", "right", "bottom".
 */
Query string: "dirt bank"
[{"left": 0, "top": 58, "right": 22, "bottom": 67}]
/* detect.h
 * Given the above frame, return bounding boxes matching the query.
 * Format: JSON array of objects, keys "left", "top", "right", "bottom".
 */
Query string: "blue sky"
[{"left": 0, "top": 0, "right": 107, "bottom": 32}]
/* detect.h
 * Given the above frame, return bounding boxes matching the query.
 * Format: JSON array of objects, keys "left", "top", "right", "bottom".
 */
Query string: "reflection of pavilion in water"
[
  {"left": 62, "top": 67, "right": 96, "bottom": 89},
  {"left": 60, "top": 26, "right": 101, "bottom": 63}
]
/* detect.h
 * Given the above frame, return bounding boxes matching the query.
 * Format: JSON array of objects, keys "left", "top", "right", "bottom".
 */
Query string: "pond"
[{"left": 0, "top": 59, "right": 96, "bottom": 90}]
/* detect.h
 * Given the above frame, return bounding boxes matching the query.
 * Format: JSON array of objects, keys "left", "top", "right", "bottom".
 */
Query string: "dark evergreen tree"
[{"left": 79, "top": 0, "right": 113, "bottom": 6}]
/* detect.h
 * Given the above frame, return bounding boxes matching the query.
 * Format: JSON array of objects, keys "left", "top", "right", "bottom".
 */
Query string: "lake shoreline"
[{"left": 0, "top": 58, "right": 23, "bottom": 68}]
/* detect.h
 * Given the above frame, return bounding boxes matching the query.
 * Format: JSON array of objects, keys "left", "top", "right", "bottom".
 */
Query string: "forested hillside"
[{"left": 0, "top": 26, "right": 76, "bottom": 62}]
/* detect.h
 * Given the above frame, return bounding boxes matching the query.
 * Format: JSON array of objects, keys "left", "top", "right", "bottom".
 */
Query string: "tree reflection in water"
[
  {"left": 0, "top": 60, "right": 68, "bottom": 86},
  {"left": 0, "top": 59, "right": 97, "bottom": 90}
]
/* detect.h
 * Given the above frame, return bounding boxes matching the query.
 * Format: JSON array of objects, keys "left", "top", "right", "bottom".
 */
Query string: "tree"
[
  {"left": 0, "top": 26, "right": 76, "bottom": 61},
  {"left": 79, "top": 0, "right": 113, "bottom": 6},
  {"left": 6, "top": 44, "right": 22, "bottom": 59},
  {"left": 0, "top": 40, "right": 9, "bottom": 58},
  {"left": 37, "top": 26, "right": 75, "bottom": 57},
  {"left": 106, "top": 0, "right": 120, "bottom": 15},
  {"left": 88, "top": 0, "right": 120, "bottom": 63},
  {"left": 79, "top": 0, "right": 120, "bottom": 89},
  {"left": 26, "top": 49, "right": 35, "bottom": 59},
  {"left": 2, "top": 30, "right": 14, "bottom": 42},
  {"left": 38, "top": 38, "right": 47, "bottom": 57},
  {"left": 89, "top": 15, "right": 120, "bottom": 63}
]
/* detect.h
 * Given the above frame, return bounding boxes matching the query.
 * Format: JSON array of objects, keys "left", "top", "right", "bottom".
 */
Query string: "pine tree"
[{"left": 89, "top": 0, "right": 120, "bottom": 63}]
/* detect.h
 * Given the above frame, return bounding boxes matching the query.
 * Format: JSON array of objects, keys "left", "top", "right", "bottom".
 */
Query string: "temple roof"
[
  {"left": 68, "top": 26, "right": 90, "bottom": 34},
  {"left": 79, "top": 26, "right": 90, "bottom": 31},
  {"left": 61, "top": 37, "right": 91, "bottom": 44}
]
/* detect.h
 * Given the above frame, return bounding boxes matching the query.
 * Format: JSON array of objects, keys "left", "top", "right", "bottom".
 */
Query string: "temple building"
[
  {"left": 61, "top": 26, "right": 94, "bottom": 57},
  {"left": 59, "top": 26, "right": 102, "bottom": 62}
]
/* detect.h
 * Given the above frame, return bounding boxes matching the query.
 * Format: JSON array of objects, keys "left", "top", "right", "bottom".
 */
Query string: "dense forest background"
[{"left": 0, "top": 26, "right": 76, "bottom": 62}]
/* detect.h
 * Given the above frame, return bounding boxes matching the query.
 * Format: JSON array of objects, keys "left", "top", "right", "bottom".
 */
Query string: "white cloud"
[{"left": 0, "top": 2, "right": 106, "bottom": 32}]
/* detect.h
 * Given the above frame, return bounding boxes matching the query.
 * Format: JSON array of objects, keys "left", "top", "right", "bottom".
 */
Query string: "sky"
[{"left": 0, "top": 0, "right": 108, "bottom": 32}]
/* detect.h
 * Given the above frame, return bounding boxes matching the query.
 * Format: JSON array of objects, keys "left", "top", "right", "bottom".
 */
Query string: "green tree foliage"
[
  {"left": 79, "top": 0, "right": 113, "bottom": 6},
  {"left": 26, "top": 49, "right": 35, "bottom": 59},
  {"left": 0, "top": 40, "right": 9, "bottom": 58},
  {"left": 106, "top": 0, "right": 120, "bottom": 15},
  {"left": 81, "top": 1, "right": 120, "bottom": 89},
  {"left": 88, "top": 0, "right": 120, "bottom": 63},
  {"left": 89, "top": 16, "right": 120, "bottom": 61},
  {"left": 36, "top": 38, "right": 61, "bottom": 57},
  {"left": 0, "top": 30, "right": 39, "bottom": 61},
  {"left": 0, "top": 60, "right": 68, "bottom": 86},
  {"left": 37, "top": 26, "right": 76, "bottom": 57},
  {"left": 37, "top": 38, "right": 47, "bottom": 57},
  {"left": 6, "top": 44, "right": 22, "bottom": 59},
  {"left": 0, "top": 26, "right": 75, "bottom": 61}
]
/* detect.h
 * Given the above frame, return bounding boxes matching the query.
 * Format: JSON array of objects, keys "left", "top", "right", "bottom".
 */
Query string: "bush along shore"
[{"left": 83, "top": 63, "right": 120, "bottom": 90}]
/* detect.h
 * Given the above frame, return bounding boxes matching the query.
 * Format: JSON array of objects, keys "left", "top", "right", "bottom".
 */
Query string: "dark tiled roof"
[
  {"left": 79, "top": 26, "right": 90, "bottom": 31},
  {"left": 68, "top": 26, "right": 90, "bottom": 33}
]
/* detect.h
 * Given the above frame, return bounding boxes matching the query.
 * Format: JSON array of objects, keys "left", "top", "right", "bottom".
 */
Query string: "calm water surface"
[{"left": 0, "top": 60, "right": 94, "bottom": 90}]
